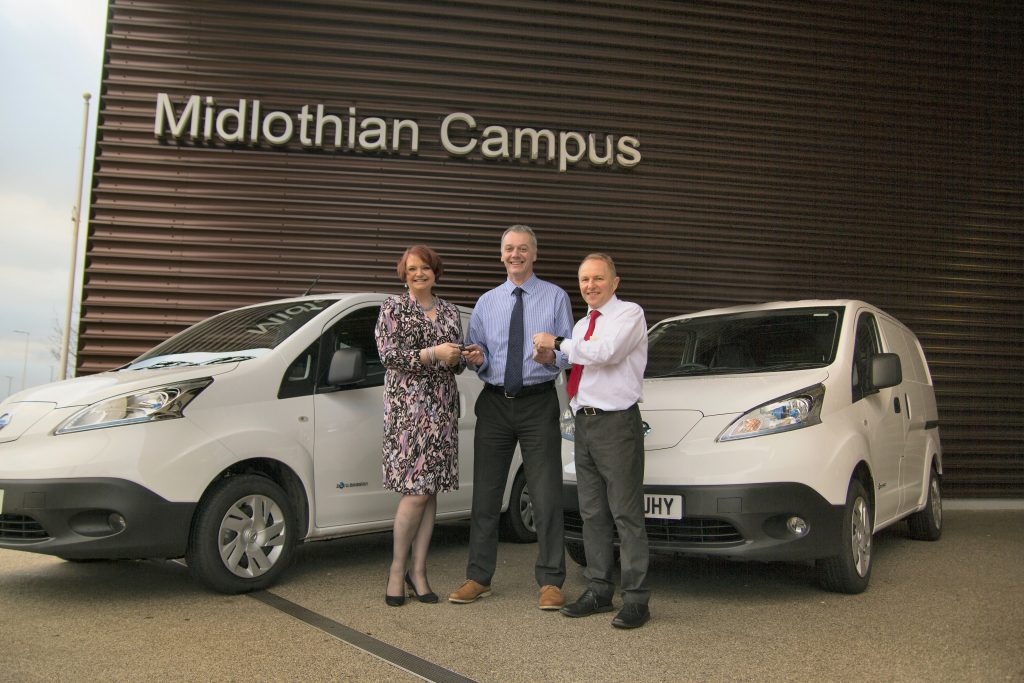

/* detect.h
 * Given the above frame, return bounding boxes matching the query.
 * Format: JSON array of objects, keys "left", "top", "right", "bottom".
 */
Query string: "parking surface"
[{"left": 1, "top": 510, "right": 1021, "bottom": 682}]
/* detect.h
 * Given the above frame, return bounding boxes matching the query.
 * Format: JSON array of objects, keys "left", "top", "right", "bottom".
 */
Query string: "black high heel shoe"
[
  {"left": 405, "top": 572, "right": 439, "bottom": 603},
  {"left": 385, "top": 577, "right": 407, "bottom": 606}
]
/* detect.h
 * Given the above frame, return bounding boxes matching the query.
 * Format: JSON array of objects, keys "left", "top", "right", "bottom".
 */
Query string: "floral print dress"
[{"left": 375, "top": 294, "right": 464, "bottom": 494}]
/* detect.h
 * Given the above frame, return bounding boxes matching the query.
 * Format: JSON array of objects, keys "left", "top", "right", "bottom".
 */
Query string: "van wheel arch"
[
  {"left": 816, "top": 476, "right": 873, "bottom": 594},
  {"left": 211, "top": 459, "right": 310, "bottom": 535},
  {"left": 906, "top": 461, "right": 942, "bottom": 541}
]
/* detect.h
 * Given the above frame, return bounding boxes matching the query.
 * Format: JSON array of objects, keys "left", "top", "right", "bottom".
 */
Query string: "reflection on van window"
[
  {"left": 317, "top": 306, "right": 385, "bottom": 390},
  {"left": 129, "top": 300, "right": 332, "bottom": 368},
  {"left": 646, "top": 307, "right": 844, "bottom": 378},
  {"left": 851, "top": 312, "right": 882, "bottom": 402}
]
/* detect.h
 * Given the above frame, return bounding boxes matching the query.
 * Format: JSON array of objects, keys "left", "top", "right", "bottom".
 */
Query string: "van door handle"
[{"left": 893, "top": 396, "right": 902, "bottom": 414}]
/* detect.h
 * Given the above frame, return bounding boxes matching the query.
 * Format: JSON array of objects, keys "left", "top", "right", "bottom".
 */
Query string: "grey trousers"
[
  {"left": 574, "top": 403, "right": 650, "bottom": 604},
  {"left": 466, "top": 387, "right": 566, "bottom": 587}
]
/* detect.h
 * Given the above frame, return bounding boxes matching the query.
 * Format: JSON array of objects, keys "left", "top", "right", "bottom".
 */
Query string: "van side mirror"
[
  {"left": 327, "top": 348, "right": 367, "bottom": 386},
  {"left": 870, "top": 353, "right": 902, "bottom": 389}
]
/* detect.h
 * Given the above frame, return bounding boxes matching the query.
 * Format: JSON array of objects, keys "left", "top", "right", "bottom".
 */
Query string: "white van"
[
  {"left": 0, "top": 293, "right": 544, "bottom": 593},
  {"left": 560, "top": 300, "right": 943, "bottom": 593}
]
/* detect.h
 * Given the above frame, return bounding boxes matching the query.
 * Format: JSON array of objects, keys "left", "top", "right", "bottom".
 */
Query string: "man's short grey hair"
[
  {"left": 581, "top": 252, "right": 617, "bottom": 278},
  {"left": 502, "top": 224, "right": 538, "bottom": 250}
]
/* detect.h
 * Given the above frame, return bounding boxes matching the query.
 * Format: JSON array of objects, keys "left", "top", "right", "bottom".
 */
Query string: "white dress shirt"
[{"left": 562, "top": 294, "right": 647, "bottom": 412}]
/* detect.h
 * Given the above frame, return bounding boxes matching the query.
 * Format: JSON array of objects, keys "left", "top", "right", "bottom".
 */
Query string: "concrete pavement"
[{"left": 1, "top": 510, "right": 1021, "bottom": 682}]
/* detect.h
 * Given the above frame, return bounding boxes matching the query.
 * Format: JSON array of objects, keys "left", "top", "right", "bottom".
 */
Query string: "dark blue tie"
[{"left": 504, "top": 287, "right": 524, "bottom": 396}]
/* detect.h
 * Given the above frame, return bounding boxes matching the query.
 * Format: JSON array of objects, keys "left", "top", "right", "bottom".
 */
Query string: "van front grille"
[
  {"left": 565, "top": 511, "right": 743, "bottom": 546},
  {"left": 0, "top": 514, "right": 50, "bottom": 542}
]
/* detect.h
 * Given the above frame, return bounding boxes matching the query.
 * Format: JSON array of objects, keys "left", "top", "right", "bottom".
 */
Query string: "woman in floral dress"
[{"left": 375, "top": 244, "right": 464, "bottom": 606}]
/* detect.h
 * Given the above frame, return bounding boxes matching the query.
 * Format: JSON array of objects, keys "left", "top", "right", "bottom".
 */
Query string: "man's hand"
[
  {"left": 462, "top": 343, "right": 484, "bottom": 366},
  {"left": 532, "top": 347, "right": 556, "bottom": 364},
  {"left": 533, "top": 332, "right": 556, "bottom": 352}
]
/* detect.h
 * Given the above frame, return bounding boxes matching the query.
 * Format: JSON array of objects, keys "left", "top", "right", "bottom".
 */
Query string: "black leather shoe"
[
  {"left": 559, "top": 588, "right": 614, "bottom": 618},
  {"left": 385, "top": 592, "right": 406, "bottom": 607},
  {"left": 611, "top": 602, "right": 650, "bottom": 629},
  {"left": 405, "top": 572, "right": 439, "bottom": 603}
]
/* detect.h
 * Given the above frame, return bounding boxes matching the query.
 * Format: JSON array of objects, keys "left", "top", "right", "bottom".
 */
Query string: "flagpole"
[{"left": 60, "top": 92, "right": 91, "bottom": 381}]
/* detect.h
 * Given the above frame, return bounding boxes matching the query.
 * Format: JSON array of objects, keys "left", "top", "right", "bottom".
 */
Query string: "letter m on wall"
[{"left": 154, "top": 93, "right": 201, "bottom": 139}]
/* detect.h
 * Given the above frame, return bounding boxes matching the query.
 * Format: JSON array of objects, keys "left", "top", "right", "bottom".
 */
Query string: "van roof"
[{"left": 660, "top": 299, "right": 873, "bottom": 323}]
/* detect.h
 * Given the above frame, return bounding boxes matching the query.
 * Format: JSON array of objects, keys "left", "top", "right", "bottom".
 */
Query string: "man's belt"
[
  {"left": 576, "top": 403, "right": 637, "bottom": 416},
  {"left": 484, "top": 380, "right": 555, "bottom": 399}
]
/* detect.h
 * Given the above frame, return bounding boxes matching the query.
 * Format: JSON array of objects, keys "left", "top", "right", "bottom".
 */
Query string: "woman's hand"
[{"left": 435, "top": 342, "right": 463, "bottom": 366}]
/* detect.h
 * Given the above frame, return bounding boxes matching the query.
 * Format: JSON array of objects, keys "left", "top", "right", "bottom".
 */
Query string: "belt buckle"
[
  {"left": 504, "top": 390, "right": 516, "bottom": 399},
  {"left": 582, "top": 406, "right": 598, "bottom": 416}
]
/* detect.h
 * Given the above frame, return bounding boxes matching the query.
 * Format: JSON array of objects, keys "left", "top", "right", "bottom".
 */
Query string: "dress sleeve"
[
  {"left": 451, "top": 303, "right": 466, "bottom": 376},
  {"left": 375, "top": 296, "right": 427, "bottom": 373}
]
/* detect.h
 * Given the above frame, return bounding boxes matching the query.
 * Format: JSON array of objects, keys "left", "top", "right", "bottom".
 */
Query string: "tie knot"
[
  {"left": 590, "top": 310, "right": 601, "bottom": 320},
  {"left": 513, "top": 287, "right": 523, "bottom": 298}
]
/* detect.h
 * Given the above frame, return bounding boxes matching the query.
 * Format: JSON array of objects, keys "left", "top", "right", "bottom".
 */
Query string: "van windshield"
[
  {"left": 646, "top": 306, "right": 844, "bottom": 378},
  {"left": 125, "top": 299, "right": 333, "bottom": 369}
]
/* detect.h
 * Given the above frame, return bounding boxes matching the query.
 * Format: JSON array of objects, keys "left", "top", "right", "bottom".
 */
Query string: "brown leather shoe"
[
  {"left": 539, "top": 585, "right": 566, "bottom": 610},
  {"left": 448, "top": 579, "right": 491, "bottom": 604}
]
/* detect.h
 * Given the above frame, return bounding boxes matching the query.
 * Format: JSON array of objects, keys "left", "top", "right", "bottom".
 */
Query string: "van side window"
[
  {"left": 278, "top": 339, "right": 320, "bottom": 399},
  {"left": 852, "top": 313, "right": 882, "bottom": 402},
  {"left": 317, "top": 306, "right": 385, "bottom": 391}
]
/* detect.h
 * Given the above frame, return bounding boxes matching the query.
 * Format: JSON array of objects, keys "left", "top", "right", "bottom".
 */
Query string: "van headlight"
[
  {"left": 55, "top": 378, "right": 213, "bottom": 435},
  {"left": 560, "top": 407, "right": 576, "bottom": 441},
  {"left": 717, "top": 384, "right": 825, "bottom": 441}
]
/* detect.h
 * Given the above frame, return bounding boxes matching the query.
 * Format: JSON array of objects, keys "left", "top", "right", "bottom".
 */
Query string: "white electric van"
[
  {"left": 0, "top": 293, "right": 546, "bottom": 593},
  {"left": 560, "top": 300, "right": 943, "bottom": 593}
]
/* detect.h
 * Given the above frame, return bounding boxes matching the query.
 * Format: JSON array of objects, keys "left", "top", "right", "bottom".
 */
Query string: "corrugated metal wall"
[{"left": 85, "top": 0, "right": 1023, "bottom": 497}]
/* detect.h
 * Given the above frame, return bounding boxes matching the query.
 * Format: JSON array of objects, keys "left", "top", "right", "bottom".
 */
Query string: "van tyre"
[
  {"left": 500, "top": 469, "right": 537, "bottom": 543},
  {"left": 186, "top": 474, "right": 296, "bottom": 594},
  {"left": 906, "top": 466, "right": 942, "bottom": 541},
  {"left": 816, "top": 478, "right": 872, "bottom": 594}
]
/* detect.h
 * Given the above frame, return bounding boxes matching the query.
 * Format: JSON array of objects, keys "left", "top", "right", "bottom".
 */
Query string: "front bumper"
[
  {"left": 563, "top": 481, "right": 844, "bottom": 562},
  {"left": 0, "top": 478, "right": 196, "bottom": 560}
]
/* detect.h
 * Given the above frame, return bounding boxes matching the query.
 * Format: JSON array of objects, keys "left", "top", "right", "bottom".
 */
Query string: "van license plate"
[{"left": 644, "top": 494, "right": 682, "bottom": 520}]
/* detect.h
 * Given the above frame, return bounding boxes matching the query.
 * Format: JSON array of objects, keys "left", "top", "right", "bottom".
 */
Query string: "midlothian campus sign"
[{"left": 153, "top": 93, "right": 642, "bottom": 173}]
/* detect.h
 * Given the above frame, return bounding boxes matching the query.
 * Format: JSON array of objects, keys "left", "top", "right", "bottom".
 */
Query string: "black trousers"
[
  {"left": 466, "top": 387, "right": 565, "bottom": 587},
  {"left": 574, "top": 403, "right": 650, "bottom": 604}
]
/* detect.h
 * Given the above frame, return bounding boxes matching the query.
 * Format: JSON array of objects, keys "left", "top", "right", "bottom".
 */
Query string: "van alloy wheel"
[
  {"left": 218, "top": 493, "right": 287, "bottom": 578},
  {"left": 850, "top": 495, "right": 871, "bottom": 577},
  {"left": 907, "top": 466, "right": 943, "bottom": 541}
]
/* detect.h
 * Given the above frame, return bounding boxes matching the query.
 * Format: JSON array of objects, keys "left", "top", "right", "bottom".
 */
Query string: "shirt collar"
[
  {"left": 588, "top": 294, "right": 620, "bottom": 315},
  {"left": 504, "top": 274, "right": 538, "bottom": 294}
]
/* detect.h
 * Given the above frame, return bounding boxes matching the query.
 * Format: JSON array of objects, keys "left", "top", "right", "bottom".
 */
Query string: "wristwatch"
[{"left": 554, "top": 336, "right": 564, "bottom": 351}]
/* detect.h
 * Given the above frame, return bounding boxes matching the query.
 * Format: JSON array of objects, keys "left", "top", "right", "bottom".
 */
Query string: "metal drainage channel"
[{"left": 250, "top": 591, "right": 476, "bottom": 683}]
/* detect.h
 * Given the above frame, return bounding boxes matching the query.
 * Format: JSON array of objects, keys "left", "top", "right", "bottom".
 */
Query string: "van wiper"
[
  {"left": 758, "top": 361, "right": 826, "bottom": 371},
  {"left": 138, "top": 360, "right": 199, "bottom": 369},
  {"left": 653, "top": 363, "right": 708, "bottom": 377},
  {"left": 203, "top": 355, "right": 255, "bottom": 365}
]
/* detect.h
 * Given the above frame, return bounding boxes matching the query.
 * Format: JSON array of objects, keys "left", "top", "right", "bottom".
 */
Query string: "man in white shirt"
[{"left": 533, "top": 253, "right": 651, "bottom": 629}]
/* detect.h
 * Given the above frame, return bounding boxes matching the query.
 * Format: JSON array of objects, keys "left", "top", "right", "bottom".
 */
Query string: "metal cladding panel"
[{"left": 85, "top": 1, "right": 1022, "bottom": 497}]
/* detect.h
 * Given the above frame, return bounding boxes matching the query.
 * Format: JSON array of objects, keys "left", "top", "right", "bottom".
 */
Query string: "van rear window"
[{"left": 646, "top": 307, "right": 844, "bottom": 378}]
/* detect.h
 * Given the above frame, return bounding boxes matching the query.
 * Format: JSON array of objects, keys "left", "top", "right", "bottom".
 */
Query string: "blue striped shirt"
[{"left": 467, "top": 275, "right": 574, "bottom": 386}]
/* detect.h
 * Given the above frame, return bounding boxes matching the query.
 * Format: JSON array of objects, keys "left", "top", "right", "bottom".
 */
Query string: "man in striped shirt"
[{"left": 448, "top": 224, "right": 574, "bottom": 610}]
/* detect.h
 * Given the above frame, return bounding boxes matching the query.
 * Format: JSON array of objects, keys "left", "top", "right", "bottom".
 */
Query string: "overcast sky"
[{"left": 0, "top": 0, "right": 107, "bottom": 400}]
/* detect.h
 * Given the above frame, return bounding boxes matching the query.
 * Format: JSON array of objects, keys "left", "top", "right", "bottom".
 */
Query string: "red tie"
[{"left": 566, "top": 310, "right": 600, "bottom": 400}]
